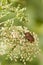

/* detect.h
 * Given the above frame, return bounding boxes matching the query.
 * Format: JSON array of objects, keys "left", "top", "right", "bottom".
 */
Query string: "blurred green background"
[{"left": 0, "top": 0, "right": 43, "bottom": 65}]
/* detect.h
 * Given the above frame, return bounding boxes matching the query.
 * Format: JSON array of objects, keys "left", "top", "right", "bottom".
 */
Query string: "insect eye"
[{"left": 24, "top": 32, "right": 34, "bottom": 43}]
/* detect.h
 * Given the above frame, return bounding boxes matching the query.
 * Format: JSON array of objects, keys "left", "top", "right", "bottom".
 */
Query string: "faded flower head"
[{"left": 0, "top": 22, "right": 40, "bottom": 64}]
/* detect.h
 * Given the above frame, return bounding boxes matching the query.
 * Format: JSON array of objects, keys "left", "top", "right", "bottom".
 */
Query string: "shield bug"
[{"left": 24, "top": 32, "right": 34, "bottom": 43}]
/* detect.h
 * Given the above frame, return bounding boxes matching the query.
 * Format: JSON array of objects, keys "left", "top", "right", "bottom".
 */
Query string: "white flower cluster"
[
  {"left": 0, "top": 23, "right": 40, "bottom": 64},
  {"left": 0, "top": 3, "right": 28, "bottom": 24}
]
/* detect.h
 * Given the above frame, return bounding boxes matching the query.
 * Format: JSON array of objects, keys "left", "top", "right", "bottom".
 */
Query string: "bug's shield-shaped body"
[{"left": 24, "top": 32, "right": 34, "bottom": 43}]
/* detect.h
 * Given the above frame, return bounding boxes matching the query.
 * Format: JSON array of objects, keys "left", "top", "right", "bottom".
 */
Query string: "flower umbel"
[{"left": 0, "top": 23, "right": 40, "bottom": 64}]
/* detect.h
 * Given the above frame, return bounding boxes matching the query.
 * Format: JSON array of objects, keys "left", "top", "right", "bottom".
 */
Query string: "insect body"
[{"left": 24, "top": 32, "right": 34, "bottom": 43}]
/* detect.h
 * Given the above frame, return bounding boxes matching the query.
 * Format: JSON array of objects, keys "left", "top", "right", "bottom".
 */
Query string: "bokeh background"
[{"left": 0, "top": 0, "right": 43, "bottom": 65}]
